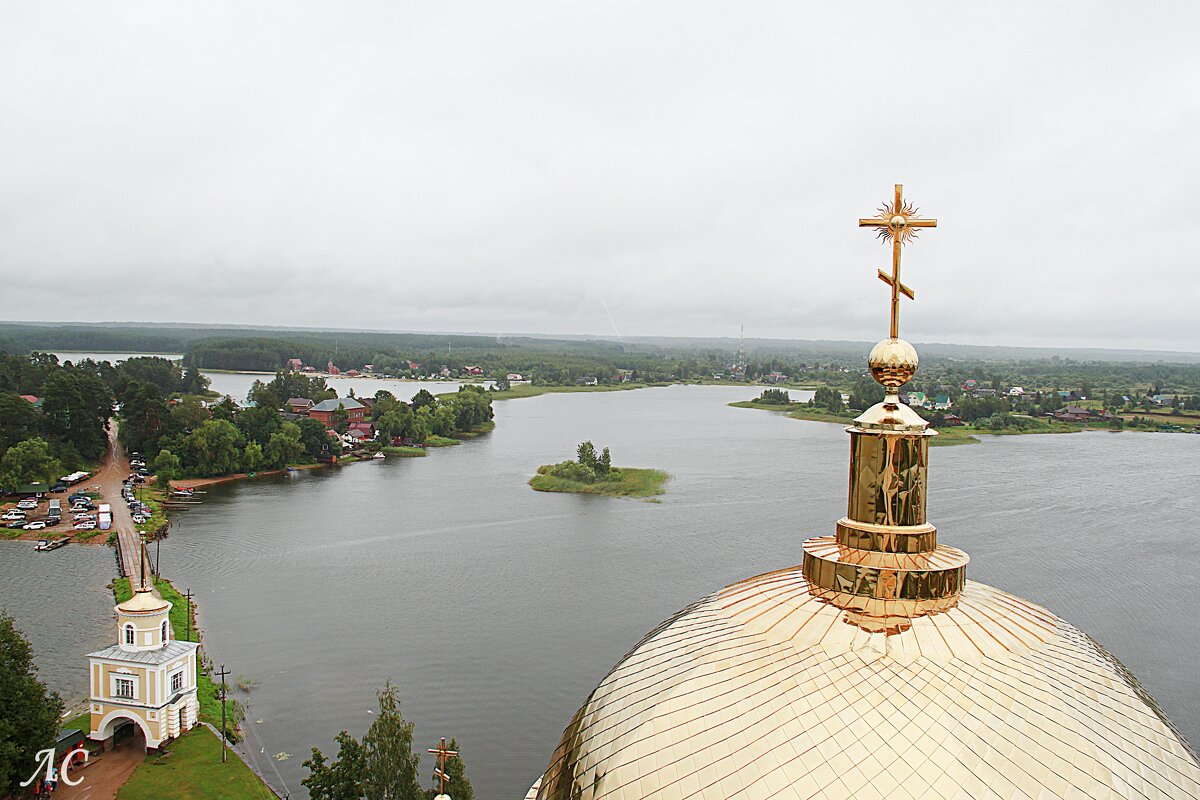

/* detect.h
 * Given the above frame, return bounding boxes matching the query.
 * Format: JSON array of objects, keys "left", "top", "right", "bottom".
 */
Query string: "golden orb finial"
[{"left": 868, "top": 337, "right": 919, "bottom": 390}]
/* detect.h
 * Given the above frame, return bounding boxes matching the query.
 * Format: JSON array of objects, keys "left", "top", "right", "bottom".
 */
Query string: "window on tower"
[
  {"left": 171, "top": 671, "right": 183, "bottom": 693},
  {"left": 115, "top": 678, "right": 134, "bottom": 699},
  {"left": 124, "top": 624, "right": 134, "bottom": 645},
  {"left": 162, "top": 620, "right": 168, "bottom": 643}
]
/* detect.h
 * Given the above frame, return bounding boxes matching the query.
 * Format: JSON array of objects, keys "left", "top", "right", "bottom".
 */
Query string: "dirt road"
[{"left": 93, "top": 424, "right": 153, "bottom": 580}]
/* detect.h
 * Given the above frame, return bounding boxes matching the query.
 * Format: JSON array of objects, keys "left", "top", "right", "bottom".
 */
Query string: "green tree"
[
  {"left": 411, "top": 390, "right": 436, "bottom": 410},
  {"left": 331, "top": 407, "right": 350, "bottom": 435},
  {"left": 243, "top": 440, "right": 264, "bottom": 472},
  {"left": 168, "top": 395, "right": 211, "bottom": 434},
  {"left": 576, "top": 441, "right": 598, "bottom": 471},
  {"left": 118, "top": 381, "right": 170, "bottom": 454},
  {"left": 297, "top": 418, "right": 333, "bottom": 459},
  {"left": 237, "top": 404, "right": 283, "bottom": 447},
  {"left": 0, "top": 393, "right": 38, "bottom": 452},
  {"left": 363, "top": 681, "right": 422, "bottom": 800},
  {"left": 303, "top": 730, "right": 367, "bottom": 800},
  {"left": 266, "top": 422, "right": 304, "bottom": 468},
  {"left": 598, "top": 447, "right": 611, "bottom": 477},
  {"left": 0, "top": 611, "right": 64, "bottom": 796},
  {"left": 184, "top": 419, "right": 245, "bottom": 476},
  {"left": 0, "top": 437, "right": 61, "bottom": 493},
  {"left": 153, "top": 449, "right": 182, "bottom": 487}
]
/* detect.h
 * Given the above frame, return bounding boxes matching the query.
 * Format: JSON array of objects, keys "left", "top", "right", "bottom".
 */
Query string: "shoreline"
[{"left": 726, "top": 400, "right": 1139, "bottom": 446}]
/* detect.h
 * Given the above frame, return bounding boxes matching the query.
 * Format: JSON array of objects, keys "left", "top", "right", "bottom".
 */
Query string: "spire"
[
  {"left": 138, "top": 538, "right": 151, "bottom": 592},
  {"left": 801, "top": 185, "right": 967, "bottom": 634}
]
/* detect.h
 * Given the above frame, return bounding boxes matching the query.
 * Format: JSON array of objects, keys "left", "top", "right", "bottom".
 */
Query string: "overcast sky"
[{"left": 2, "top": 3, "right": 1198, "bottom": 351}]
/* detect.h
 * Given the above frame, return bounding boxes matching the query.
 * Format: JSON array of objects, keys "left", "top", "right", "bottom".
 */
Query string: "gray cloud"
[{"left": 2, "top": 2, "right": 1198, "bottom": 350}]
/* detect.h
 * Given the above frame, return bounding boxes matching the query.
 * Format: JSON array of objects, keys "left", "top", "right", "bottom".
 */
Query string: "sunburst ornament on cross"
[{"left": 859, "top": 184, "right": 937, "bottom": 340}]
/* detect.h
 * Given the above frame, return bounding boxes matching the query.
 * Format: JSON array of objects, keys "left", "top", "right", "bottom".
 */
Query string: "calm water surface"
[{"left": 2, "top": 385, "right": 1197, "bottom": 800}]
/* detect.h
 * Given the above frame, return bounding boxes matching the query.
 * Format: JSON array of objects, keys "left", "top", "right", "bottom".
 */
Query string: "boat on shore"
[
  {"left": 372, "top": 452, "right": 386, "bottom": 460},
  {"left": 35, "top": 538, "right": 68, "bottom": 551}
]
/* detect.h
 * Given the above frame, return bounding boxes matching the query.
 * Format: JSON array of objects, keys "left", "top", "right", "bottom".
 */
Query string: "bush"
[{"left": 757, "top": 389, "right": 792, "bottom": 405}]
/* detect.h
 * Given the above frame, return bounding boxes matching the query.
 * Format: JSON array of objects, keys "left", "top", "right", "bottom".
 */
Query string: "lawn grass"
[
  {"left": 423, "top": 435, "right": 460, "bottom": 447},
  {"left": 530, "top": 466, "right": 669, "bottom": 498},
  {"left": 117, "top": 727, "right": 271, "bottom": 800},
  {"left": 452, "top": 420, "right": 496, "bottom": 438},
  {"left": 381, "top": 446, "right": 427, "bottom": 457},
  {"left": 729, "top": 400, "right": 855, "bottom": 425},
  {"left": 112, "top": 577, "right": 244, "bottom": 742}
]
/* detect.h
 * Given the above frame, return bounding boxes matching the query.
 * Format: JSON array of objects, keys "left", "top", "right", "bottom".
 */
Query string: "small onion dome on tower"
[
  {"left": 526, "top": 186, "right": 1200, "bottom": 800},
  {"left": 116, "top": 541, "right": 172, "bottom": 651}
]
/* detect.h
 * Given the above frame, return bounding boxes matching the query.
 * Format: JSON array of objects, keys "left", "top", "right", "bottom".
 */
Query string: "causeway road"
[{"left": 95, "top": 423, "right": 152, "bottom": 581}]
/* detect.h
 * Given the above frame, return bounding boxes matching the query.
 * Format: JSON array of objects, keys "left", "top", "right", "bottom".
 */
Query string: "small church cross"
[
  {"left": 859, "top": 184, "right": 937, "bottom": 338},
  {"left": 427, "top": 738, "right": 458, "bottom": 796}
]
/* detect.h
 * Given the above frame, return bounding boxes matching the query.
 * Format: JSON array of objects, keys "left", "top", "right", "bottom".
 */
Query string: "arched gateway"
[{"left": 87, "top": 544, "right": 199, "bottom": 750}]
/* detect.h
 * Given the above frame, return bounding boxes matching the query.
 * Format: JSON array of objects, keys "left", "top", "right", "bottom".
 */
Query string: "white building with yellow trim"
[{"left": 87, "top": 572, "right": 199, "bottom": 749}]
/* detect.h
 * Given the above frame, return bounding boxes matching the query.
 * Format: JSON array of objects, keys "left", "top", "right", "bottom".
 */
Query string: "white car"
[
  {"left": 73, "top": 521, "right": 97, "bottom": 531},
  {"left": 2, "top": 510, "right": 26, "bottom": 521},
  {"left": 17, "top": 499, "right": 38, "bottom": 510},
  {"left": 23, "top": 521, "right": 46, "bottom": 530},
  {"left": 74, "top": 513, "right": 96, "bottom": 521},
  {"left": 132, "top": 514, "right": 148, "bottom": 524}
]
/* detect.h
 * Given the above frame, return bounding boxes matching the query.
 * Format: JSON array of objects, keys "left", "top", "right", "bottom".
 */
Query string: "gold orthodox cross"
[
  {"left": 859, "top": 184, "right": 937, "bottom": 338},
  {"left": 428, "top": 738, "right": 458, "bottom": 795}
]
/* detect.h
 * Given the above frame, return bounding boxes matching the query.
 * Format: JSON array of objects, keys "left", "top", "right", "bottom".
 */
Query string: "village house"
[
  {"left": 287, "top": 358, "right": 304, "bottom": 371},
  {"left": 286, "top": 397, "right": 314, "bottom": 415},
  {"left": 348, "top": 421, "right": 375, "bottom": 438},
  {"left": 615, "top": 369, "right": 636, "bottom": 383},
  {"left": 577, "top": 376, "right": 599, "bottom": 386},
  {"left": 462, "top": 365, "right": 484, "bottom": 376},
  {"left": 1053, "top": 405, "right": 1093, "bottom": 423},
  {"left": 344, "top": 369, "right": 361, "bottom": 377},
  {"left": 506, "top": 373, "right": 531, "bottom": 384},
  {"left": 308, "top": 397, "right": 367, "bottom": 428},
  {"left": 1007, "top": 386, "right": 1026, "bottom": 397},
  {"left": 961, "top": 379, "right": 978, "bottom": 393},
  {"left": 765, "top": 371, "right": 788, "bottom": 384}
]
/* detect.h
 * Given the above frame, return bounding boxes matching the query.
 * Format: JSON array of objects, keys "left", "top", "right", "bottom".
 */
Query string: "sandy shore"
[{"left": 169, "top": 463, "right": 324, "bottom": 489}]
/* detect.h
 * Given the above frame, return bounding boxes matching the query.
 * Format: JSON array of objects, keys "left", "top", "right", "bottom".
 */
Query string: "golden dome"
[
  {"left": 117, "top": 587, "right": 170, "bottom": 614},
  {"left": 536, "top": 574, "right": 1200, "bottom": 800},
  {"left": 530, "top": 189, "right": 1200, "bottom": 799},
  {"left": 868, "top": 337, "right": 918, "bottom": 390}
]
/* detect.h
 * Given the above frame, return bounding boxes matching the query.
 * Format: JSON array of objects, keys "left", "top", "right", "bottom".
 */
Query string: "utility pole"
[
  {"left": 184, "top": 589, "right": 193, "bottom": 641},
  {"left": 216, "top": 664, "right": 230, "bottom": 762}
]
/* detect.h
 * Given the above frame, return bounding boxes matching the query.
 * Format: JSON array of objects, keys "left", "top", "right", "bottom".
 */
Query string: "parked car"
[
  {"left": 23, "top": 520, "right": 46, "bottom": 530},
  {"left": 50, "top": 483, "right": 67, "bottom": 493},
  {"left": 17, "top": 499, "right": 38, "bottom": 510},
  {"left": 5, "top": 520, "right": 25, "bottom": 529},
  {"left": 73, "top": 521, "right": 97, "bottom": 531},
  {"left": 2, "top": 510, "right": 26, "bottom": 520},
  {"left": 74, "top": 513, "right": 96, "bottom": 521},
  {"left": 132, "top": 514, "right": 147, "bottom": 524}
]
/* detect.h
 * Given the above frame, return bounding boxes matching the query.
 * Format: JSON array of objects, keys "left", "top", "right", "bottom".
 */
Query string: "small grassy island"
[{"left": 530, "top": 441, "right": 668, "bottom": 498}]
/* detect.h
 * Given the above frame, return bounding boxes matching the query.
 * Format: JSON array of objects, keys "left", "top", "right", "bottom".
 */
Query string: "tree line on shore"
[{"left": 0, "top": 353, "right": 209, "bottom": 493}]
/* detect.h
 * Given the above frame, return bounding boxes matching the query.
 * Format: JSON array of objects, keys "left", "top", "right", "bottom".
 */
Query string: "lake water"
[
  {"left": 2, "top": 385, "right": 1197, "bottom": 800},
  {"left": 202, "top": 372, "right": 491, "bottom": 405},
  {"left": 50, "top": 351, "right": 488, "bottom": 406}
]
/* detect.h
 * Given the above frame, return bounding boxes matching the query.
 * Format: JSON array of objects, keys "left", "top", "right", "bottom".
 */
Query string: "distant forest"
[{"left": 4, "top": 323, "right": 1200, "bottom": 394}]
